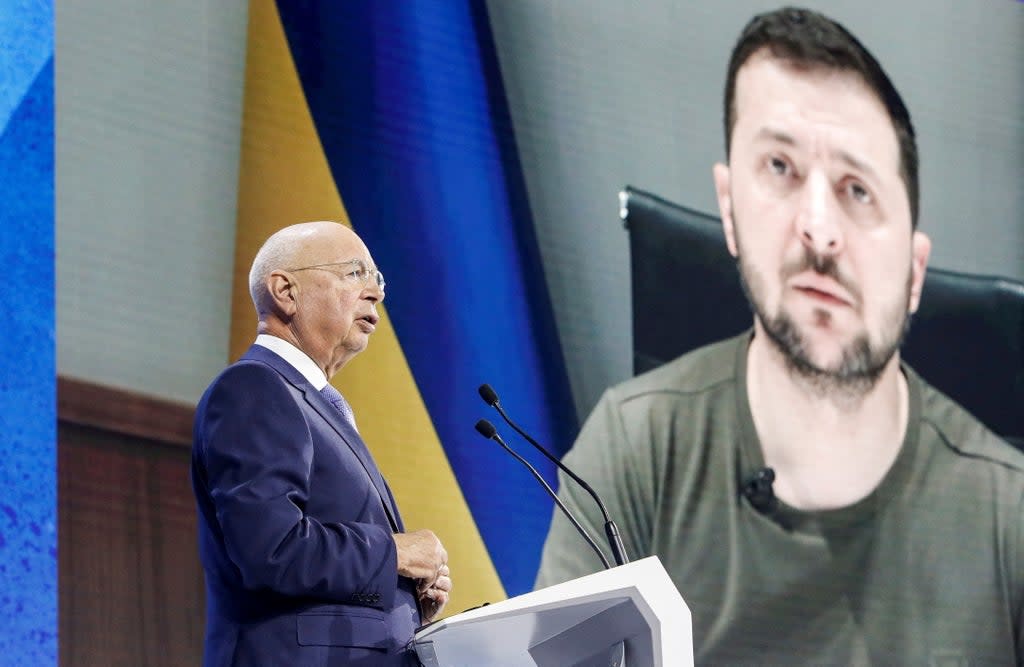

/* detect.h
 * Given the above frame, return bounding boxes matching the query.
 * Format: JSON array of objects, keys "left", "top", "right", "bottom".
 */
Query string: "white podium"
[{"left": 412, "top": 556, "right": 692, "bottom": 667}]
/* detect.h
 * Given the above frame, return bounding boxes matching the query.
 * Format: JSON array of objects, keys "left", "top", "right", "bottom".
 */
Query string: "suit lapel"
[
  {"left": 304, "top": 392, "right": 402, "bottom": 532},
  {"left": 241, "top": 345, "right": 403, "bottom": 532}
]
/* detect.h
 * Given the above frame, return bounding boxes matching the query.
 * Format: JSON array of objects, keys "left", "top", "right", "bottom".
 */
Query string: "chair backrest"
[{"left": 621, "top": 185, "right": 1024, "bottom": 449}]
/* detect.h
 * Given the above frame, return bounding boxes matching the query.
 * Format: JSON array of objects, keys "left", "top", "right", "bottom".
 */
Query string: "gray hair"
[
  {"left": 247, "top": 221, "right": 348, "bottom": 316},
  {"left": 248, "top": 227, "right": 303, "bottom": 316}
]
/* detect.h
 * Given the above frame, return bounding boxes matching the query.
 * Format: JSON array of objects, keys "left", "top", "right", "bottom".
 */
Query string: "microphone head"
[
  {"left": 474, "top": 419, "right": 498, "bottom": 439},
  {"left": 742, "top": 467, "right": 777, "bottom": 513},
  {"left": 478, "top": 384, "right": 499, "bottom": 407}
]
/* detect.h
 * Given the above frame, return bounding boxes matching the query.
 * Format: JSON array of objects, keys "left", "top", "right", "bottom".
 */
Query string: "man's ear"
[
  {"left": 267, "top": 270, "right": 299, "bottom": 317},
  {"left": 908, "top": 230, "right": 931, "bottom": 314},
  {"left": 713, "top": 162, "right": 738, "bottom": 258}
]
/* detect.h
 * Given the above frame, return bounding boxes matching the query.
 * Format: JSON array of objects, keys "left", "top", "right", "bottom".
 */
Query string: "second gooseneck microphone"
[
  {"left": 474, "top": 419, "right": 611, "bottom": 569},
  {"left": 478, "top": 384, "right": 629, "bottom": 567}
]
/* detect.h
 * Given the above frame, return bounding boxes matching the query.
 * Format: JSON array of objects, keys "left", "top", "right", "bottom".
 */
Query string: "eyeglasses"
[{"left": 288, "top": 259, "right": 386, "bottom": 291}]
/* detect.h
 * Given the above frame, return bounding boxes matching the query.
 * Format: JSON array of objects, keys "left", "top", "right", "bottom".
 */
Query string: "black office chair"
[{"left": 620, "top": 185, "right": 1024, "bottom": 450}]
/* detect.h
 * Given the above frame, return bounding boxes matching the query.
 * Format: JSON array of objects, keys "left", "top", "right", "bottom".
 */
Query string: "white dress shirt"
[{"left": 254, "top": 334, "right": 328, "bottom": 390}]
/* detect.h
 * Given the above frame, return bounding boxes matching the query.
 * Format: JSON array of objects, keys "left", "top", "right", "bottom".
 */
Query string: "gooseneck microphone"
[
  {"left": 474, "top": 419, "right": 611, "bottom": 569},
  {"left": 478, "top": 384, "right": 629, "bottom": 566}
]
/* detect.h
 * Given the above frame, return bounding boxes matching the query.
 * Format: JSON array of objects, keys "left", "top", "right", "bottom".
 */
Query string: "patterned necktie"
[{"left": 319, "top": 384, "right": 358, "bottom": 432}]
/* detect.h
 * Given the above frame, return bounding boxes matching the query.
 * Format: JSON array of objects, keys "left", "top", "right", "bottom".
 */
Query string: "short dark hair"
[{"left": 723, "top": 7, "right": 919, "bottom": 227}]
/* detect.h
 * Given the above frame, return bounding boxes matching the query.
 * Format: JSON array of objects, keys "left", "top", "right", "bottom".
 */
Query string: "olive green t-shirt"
[{"left": 535, "top": 333, "right": 1024, "bottom": 665}]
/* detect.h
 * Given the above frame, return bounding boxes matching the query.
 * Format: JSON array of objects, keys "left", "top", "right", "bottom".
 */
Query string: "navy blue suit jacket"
[{"left": 191, "top": 345, "right": 420, "bottom": 666}]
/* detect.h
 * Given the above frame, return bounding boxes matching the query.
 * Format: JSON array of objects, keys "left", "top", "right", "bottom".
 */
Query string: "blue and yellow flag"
[{"left": 231, "top": 1, "right": 576, "bottom": 607}]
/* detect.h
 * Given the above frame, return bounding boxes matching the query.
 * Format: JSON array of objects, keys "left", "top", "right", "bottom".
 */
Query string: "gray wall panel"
[{"left": 56, "top": 0, "right": 248, "bottom": 404}]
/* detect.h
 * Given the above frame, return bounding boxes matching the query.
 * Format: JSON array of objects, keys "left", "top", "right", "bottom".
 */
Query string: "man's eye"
[
  {"left": 768, "top": 156, "right": 788, "bottom": 175},
  {"left": 343, "top": 262, "right": 368, "bottom": 280},
  {"left": 848, "top": 181, "right": 872, "bottom": 204}
]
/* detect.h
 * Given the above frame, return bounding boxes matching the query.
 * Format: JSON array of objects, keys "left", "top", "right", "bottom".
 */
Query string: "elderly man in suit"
[{"left": 192, "top": 221, "right": 451, "bottom": 666}]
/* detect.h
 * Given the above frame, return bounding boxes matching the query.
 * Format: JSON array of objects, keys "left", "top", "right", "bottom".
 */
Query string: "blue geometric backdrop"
[{"left": 0, "top": 0, "right": 56, "bottom": 663}]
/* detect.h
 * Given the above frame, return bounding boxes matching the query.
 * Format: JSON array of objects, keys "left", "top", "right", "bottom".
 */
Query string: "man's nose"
[
  {"left": 795, "top": 171, "right": 844, "bottom": 257},
  {"left": 363, "top": 281, "right": 384, "bottom": 303}
]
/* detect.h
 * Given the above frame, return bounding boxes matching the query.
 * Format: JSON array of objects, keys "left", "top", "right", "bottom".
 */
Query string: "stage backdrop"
[
  {"left": 0, "top": 0, "right": 56, "bottom": 662},
  {"left": 229, "top": 0, "right": 578, "bottom": 605}
]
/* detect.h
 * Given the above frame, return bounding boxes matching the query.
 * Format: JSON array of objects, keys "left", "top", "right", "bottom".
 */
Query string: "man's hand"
[
  {"left": 393, "top": 529, "right": 447, "bottom": 581},
  {"left": 418, "top": 564, "right": 451, "bottom": 622},
  {"left": 394, "top": 530, "right": 452, "bottom": 622}
]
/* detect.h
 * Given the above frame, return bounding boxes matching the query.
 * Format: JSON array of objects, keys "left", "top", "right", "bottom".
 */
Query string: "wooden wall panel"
[{"left": 59, "top": 378, "right": 203, "bottom": 667}]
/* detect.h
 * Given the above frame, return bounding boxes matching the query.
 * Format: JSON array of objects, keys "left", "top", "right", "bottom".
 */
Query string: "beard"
[{"left": 734, "top": 231, "right": 913, "bottom": 399}]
